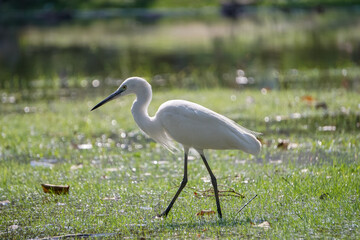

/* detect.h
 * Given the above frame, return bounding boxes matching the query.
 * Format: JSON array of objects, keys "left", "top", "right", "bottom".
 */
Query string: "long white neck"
[
  {"left": 131, "top": 84, "right": 153, "bottom": 135},
  {"left": 129, "top": 81, "right": 175, "bottom": 151}
]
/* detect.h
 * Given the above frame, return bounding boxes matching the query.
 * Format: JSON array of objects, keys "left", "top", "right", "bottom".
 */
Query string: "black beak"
[{"left": 91, "top": 90, "right": 121, "bottom": 111}]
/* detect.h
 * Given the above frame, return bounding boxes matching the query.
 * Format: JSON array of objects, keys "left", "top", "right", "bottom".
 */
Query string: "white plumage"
[
  {"left": 91, "top": 76, "right": 261, "bottom": 219},
  {"left": 156, "top": 100, "right": 261, "bottom": 154}
]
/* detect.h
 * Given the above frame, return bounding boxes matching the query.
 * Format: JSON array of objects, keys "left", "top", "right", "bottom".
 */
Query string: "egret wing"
[{"left": 156, "top": 100, "right": 261, "bottom": 155}]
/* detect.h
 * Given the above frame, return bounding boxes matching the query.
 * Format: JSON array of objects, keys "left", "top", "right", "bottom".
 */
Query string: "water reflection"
[{"left": 0, "top": 8, "right": 359, "bottom": 98}]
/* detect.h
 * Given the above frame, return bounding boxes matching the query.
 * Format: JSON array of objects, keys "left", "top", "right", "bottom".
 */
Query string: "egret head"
[{"left": 91, "top": 77, "right": 150, "bottom": 111}]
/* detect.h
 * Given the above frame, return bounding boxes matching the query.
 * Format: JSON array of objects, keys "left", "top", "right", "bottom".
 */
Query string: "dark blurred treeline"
[
  {"left": 0, "top": 0, "right": 156, "bottom": 11},
  {"left": 1, "top": 0, "right": 359, "bottom": 24},
  {"left": 1, "top": 0, "right": 359, "bottom": 11}
]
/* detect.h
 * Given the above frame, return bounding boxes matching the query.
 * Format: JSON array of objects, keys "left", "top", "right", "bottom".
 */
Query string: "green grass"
[{"left": 0, "top": 88, "right": 359, "bottom": 239}]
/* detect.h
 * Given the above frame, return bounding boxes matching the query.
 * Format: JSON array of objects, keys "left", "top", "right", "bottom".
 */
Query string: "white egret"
[{"left": 91, "top": 77, "right": 261, "bottom": 219}]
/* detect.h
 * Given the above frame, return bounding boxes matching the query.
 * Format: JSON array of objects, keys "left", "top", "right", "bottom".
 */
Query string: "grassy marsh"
[{"left": 1, "top": 88, "right": 359, "bottom": 239}]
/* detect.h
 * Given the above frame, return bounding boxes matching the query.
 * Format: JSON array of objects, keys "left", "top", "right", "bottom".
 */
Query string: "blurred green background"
[{"left": 1, "top": 0, "right": 359, "bottom": 101}]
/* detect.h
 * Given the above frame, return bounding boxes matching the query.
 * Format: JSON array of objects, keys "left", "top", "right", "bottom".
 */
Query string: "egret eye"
[{"left": 122, "top": 85, "right": 127, "bottom": 90}]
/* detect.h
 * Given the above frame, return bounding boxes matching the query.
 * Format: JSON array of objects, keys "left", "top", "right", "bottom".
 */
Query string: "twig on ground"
[
  {"left": 190, "top": 185, "right": 245, "bottom": 198},
  {"left": 236, "top": 194, "right": 258, "bottom": 215}
]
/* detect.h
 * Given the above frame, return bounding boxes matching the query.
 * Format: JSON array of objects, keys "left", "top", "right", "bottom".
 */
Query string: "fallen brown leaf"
[
  {"left": 196, "top": 210, "right": 216, "bottom": 217},
  {"left": 301, "top": 95, "right": 316, "bottom": 104},
  {"left": 252, "top": 221, "right": 271, "bottom": 229},
  {"left": 41, "top": 184, "right": 70, "bottom": 195}
]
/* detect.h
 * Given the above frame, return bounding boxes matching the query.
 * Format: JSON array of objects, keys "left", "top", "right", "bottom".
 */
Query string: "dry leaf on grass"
[
  {"left": 251, "top": 221, "right": 271, "bottom": 229},
  {"left": 196, "top": 210, "right": 216, "bottom": 217},
  {"left": 301, "top": 95, "right": 316, "bottom": 104},
  {"left": 41, "top": 184, "right": 70, "bottom": 195}
]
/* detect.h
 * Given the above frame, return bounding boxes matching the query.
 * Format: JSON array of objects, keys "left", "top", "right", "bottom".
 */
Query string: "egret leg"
[
  {"left": 157, "top": 150, "right": 188, "bottom": 218},
  {"left": 200, "top": 153, "right": 222, "bottom": 219}
]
